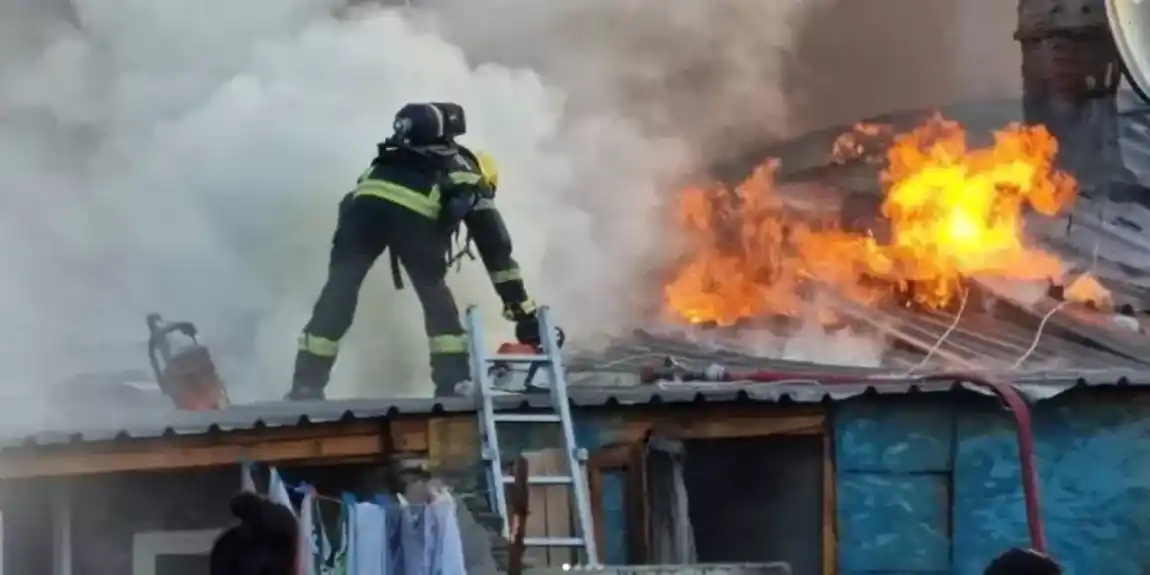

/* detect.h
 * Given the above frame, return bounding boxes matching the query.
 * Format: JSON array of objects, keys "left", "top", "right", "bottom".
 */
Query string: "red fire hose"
[{"left": 639, "top": 365, "right": 1046, "bottom": 552}]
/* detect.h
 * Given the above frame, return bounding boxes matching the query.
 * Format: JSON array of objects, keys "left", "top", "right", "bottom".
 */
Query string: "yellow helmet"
[{"left": 474, "top": 149, "right": 500, "bottom": 191}]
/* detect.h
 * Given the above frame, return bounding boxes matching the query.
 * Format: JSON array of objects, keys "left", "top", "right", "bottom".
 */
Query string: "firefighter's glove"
[
  {"left": 505, "top": 301, "right": 565, "bottom": 349},
  {"left": 505, "top": 301, "right": 540, "bottom": 346},
  {"left": 514, "top": 316, "right": 565, "bottom": 349},
  {"left": 514, "top": 315, "right": 541, "bottom": 347}
]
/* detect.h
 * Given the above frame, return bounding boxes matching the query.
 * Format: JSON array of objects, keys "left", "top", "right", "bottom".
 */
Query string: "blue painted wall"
[
  {"left": 500, "top": 393, "right": 1150, "bottom": 573},
  {"left": 836, "top": 399, "right": 954, "bottom": 575},
  {"left": 836, "top": 393, "right": 1150, "bottom": 575}
]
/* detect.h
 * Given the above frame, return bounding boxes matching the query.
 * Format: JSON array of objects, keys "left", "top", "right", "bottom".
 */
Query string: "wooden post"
[{"left": 508, "top": 456, "right": 530, "bottom": 575}]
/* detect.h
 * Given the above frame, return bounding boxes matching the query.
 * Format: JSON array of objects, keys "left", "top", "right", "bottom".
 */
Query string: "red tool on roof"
[{"left": 146, "top": 313, "right": 229, "bottom": 411}]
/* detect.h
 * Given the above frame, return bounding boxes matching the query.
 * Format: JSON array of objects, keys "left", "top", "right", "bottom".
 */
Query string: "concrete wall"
[{"left": 835, "top": 392, "right": 1150, "bottom": 575}]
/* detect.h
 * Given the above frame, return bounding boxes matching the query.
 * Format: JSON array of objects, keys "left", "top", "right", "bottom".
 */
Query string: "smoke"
[
  {"left": 0, "top": 0, "right": 732, "bottom": 416},
  {"left": 0, "top": 0, "right": 1029, "bottom": 421}
]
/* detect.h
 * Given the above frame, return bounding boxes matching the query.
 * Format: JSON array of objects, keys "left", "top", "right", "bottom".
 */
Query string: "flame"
[
  {"left": 664, "top": 114, "right": 1079, "bottom": 325},
  {"left": 1064, "top": 273, "right": 1112, "bottom": 308}
]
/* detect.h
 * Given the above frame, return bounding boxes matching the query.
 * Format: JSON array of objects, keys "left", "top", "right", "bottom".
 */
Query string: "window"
[{"left": 132, "top": 529, "right": 222, "bottom": 575}]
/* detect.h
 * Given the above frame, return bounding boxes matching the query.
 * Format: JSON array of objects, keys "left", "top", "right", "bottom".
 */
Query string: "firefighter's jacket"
[{"left": 351, "top": 144, "right": 533, "bottom": 312}]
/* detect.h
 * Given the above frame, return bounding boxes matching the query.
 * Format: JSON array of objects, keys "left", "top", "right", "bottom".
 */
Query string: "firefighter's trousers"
[{"left": 292, "top": 196, "right": 469, "bottom": 396}]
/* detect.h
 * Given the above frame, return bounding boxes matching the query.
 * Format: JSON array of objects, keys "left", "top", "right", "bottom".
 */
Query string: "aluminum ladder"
[{"left": 464, "top": 305, "right": 600, "bottom": 566}]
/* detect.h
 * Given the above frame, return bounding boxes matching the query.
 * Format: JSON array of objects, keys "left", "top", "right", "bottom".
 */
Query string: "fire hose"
[{"left": 639, "top": 362, "right": 1046, "bottom": 552}]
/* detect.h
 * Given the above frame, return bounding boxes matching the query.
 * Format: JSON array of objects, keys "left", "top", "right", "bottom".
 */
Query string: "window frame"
[
  {"left": 585, "top": 406, "right": 832, "bottom": 572},
  {"left": 131, "top": 528, "right": 222, "bottom": 575},
  {"left": 587, "top": 443, "right": 649, "bottom": 564}
]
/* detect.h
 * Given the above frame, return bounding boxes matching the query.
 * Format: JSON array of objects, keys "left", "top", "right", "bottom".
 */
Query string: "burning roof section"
[
  {"left": 664, "top": 115, "right": 1078, "bottom": 323},
  {"left": 593, "top": 103, "right": 1150, "bottom": 380}
]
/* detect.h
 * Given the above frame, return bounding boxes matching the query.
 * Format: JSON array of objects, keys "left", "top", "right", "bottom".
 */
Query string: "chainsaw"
[
  {"left": 490, "top": 326, "right": 566, "bottom": 392},
  {"left": 146, "top": 313, "right": 229, "bottom": 410}
]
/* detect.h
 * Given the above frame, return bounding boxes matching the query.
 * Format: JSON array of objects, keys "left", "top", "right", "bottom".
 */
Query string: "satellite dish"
[{"left": 1108, "top": 0, "right": 1150, "bottom": 102}]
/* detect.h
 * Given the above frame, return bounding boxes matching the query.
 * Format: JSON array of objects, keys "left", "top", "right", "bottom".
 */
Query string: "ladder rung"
[
  {"left": 488, "top": 354, "right": 549, "bottom": 364},
  {"left": 524, "top": 537, "right": 586, "bottom": 547},
  {"left": 493, "top": 413, "right": 561, "bottom": 423},
  {"left": 503, "top": 475, "right": 573, "bottom": 485}
]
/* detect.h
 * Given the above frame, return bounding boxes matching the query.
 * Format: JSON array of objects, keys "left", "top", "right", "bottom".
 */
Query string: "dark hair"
[
  {"left": 984, "top": 548, "right": 1062, "bottom": 575},
  {"left": 209, "top": 492, "right": 298, "bottom": 575}
]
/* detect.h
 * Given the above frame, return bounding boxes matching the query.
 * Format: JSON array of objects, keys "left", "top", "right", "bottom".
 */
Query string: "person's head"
[
  {"left": 390, "top": 102, "right": 467, "bottom": 148},
  {"left": 209, "top": 492, "right": 298, "bottom": 575},
  {"left": 984, "top": 548, "right": 1061, "bottom": 575}
]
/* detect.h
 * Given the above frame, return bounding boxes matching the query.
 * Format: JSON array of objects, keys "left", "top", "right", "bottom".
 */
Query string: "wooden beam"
[
  {"left": 0, "top": 403, "right": 828, "bottom": 480},
  {"left": 822, "top": 431, "right": 837, "bottom": 575},
  {"left": 613, "top": 410, "right": 824, "bottom": 444},
  {"left": 427, "top": 415, "right": 479, "bottom": 471},
  {"left": 0, "top": 417, "right": 430, "bottom": 479},
  {"left": 0, "top": 433, "right": 381, "bottom": 479}
]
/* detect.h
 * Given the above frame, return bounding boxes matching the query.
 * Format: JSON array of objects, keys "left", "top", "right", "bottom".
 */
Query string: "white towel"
[
  {"left": 268, "top": 468, "right": 297, "bottom": 517},
  {"left": 353, "top": 502, "right": 387, "bottom": 575},
  {"left": 240, "top": 462, "right": 256, "bottom": 493},
  {"left": 429, "top": 492, "right": 466, "bottom": 575},
  {"left": 346, "top": 502, "right": 357, "bottom": 575},
  {"left": 298, "top": 488, "right": 317, "bottom": 575}
]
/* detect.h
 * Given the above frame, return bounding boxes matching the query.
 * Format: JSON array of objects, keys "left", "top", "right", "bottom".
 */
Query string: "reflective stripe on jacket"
[{"left": 354, "top": 179, "right": 442, "bottom": 220}]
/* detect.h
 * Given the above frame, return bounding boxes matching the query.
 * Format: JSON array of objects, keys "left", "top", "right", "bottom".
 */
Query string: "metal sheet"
[
  {"left": 526, "top": 565, "right": 792, "bottom": 575},
  {"left": 1108, "top": 0, "right": 1150, "bottom": 101}
]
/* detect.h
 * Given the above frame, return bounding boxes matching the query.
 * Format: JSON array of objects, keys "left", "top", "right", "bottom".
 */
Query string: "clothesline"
[
  {"left": 241, "top": 460, "right": 439, "bottom": 509},
  {"left": 243, "top": 462, "right": 467, "bottom": 575}
]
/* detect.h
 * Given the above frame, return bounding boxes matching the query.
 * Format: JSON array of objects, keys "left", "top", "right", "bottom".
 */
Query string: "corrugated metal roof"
[
  {"left": 6, "top": 366, "right": 1150, "bottom": 450},
  {"left": 14, "top": 98, "right": 1150, "bottom": 451}
]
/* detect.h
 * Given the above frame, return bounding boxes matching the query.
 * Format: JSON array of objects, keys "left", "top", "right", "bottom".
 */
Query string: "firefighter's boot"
[
  {"left": 431, "top": 353, "right": 473, "bottom": 398},
  {"left": 286, "top": 351, "right": 335, "bottom": 401}
]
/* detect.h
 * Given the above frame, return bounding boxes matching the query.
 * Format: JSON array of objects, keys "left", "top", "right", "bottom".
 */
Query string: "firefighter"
[{"left": 287, "top": 102, "right": 547, "bottom": 400}]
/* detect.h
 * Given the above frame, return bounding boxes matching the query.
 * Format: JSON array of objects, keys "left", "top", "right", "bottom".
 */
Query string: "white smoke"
[
  {"left": 0, "top": 0, "right": 684, "bottom": 418},
  {"left": 0, "top": 0, "right": 1026, "bottom": 424}
]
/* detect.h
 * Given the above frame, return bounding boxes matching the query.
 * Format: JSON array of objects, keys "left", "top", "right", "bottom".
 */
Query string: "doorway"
[{"left": 680, "top": 435, "right": 824, "bottom": 575}]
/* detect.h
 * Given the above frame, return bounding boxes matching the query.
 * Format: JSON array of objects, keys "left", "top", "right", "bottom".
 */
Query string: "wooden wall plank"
[
  {"left": 0, "top": 433, "right": 381, "bottom": 479},
  {"left": 0, "top": 418, "right": 428, "bottom": 479},
  {"left": 427, "top": 416, "right": 479, "bottom": 471},
  {"left": 523, "top": 450, "right": 553, "bottom": 568},
  {"left": 822, "top": 431, "right": 837, "bottom": 575},
  {"left": 0, "top": 405, "right": 827, "bottom": 480},
  {"left": 541, "top": 449, "right": 572, "bottom": 566},
  {"left": 614, "top": 411, "right": 824, "bottom": 444}
]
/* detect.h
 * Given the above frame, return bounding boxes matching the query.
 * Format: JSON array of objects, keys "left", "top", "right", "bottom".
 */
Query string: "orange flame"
[
  {"left": 1064, "top": 273, "right": 1111, "bottom": 308},
  {"left": 664, "top": 115, "right": 1081, "bottom": 325}
]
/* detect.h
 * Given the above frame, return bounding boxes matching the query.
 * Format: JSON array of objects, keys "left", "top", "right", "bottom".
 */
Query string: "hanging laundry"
[
  {"left": 298, "top": 486, "right": 318, "bottom": 575},
  {"left": 321, "top": 497, "right": 352, "bottom": 575},
  {"left": 375, "top": 495, "right": 406, "bottom": 575},
  {"left": 240, "top": 461, "right": 257, "bottom": 493},
  {"left": 344, "top": 495, "right": 358, "bottom": 575},
  {"left": 428, "top": 490, "right": 466, "bottom": 575},
  {"left": 399, "top": 497, "right": 434, "bottom": 575},
  {"left": 268, "top": 468, "right": 297, "bottom": 517},
  {"left": 313, "top": 496, "right": 334, "bottom": 574},
  {"left": 353, "top": 501, "right": 388, "bottom": 575}
]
